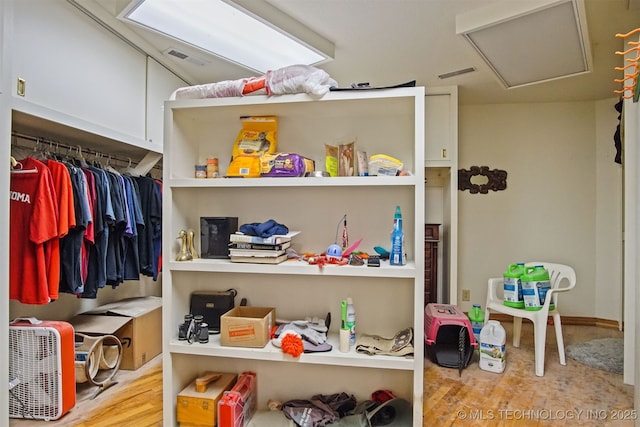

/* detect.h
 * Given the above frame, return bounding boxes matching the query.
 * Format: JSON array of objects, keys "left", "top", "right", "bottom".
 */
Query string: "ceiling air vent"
[
  {"left": 162, "top": 48, "right": 209, "bottom": 66},
  {"left": 438, "top": 67, "right": 476, "bottom": 79}
]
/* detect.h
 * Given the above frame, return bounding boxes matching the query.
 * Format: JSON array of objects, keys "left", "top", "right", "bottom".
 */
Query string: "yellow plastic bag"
[
  {"left": 226, "top": 155, "right": 262, "bottom": 178},
  {"left": 231, "top": 116, "right": 278, "bottom": 158},
  {"left": 227, "top": 116, "right": 278, "bottom": 178}
]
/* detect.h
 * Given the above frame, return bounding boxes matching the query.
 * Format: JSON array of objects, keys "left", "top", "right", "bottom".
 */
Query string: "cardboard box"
[
  {"left": 220, "top": 307, "right": 275, "bottom": 348},
  {"left": 70, "top": 296, "right": 162, "bottom": 370}
]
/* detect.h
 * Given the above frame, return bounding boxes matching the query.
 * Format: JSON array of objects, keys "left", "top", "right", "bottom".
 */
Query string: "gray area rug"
[{"left": 566, "top": 338, "right": 623, "bottom": 375}]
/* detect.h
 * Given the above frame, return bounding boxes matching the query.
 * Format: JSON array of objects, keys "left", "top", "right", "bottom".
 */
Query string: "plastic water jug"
[
  {"left": 479, "top": 320, "right": 506, "bottom": 373},
  {"left": 521, "top": 265, "right": 553, "bottom": 311},
  {"left": 467, "top": 304, "right": 484, "bottom": 343},
  {"left": 503, "top": 263, "right": 525, "bottom": 308}
]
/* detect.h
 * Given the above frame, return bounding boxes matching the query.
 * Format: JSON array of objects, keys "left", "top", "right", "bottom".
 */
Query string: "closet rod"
[{"left": 10, "top": 130, "right": 162, "bottom": 172}]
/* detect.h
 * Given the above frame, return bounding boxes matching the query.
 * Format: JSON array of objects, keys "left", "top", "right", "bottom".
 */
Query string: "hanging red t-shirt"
[
  {"left": 45, "top": 158, "right": 76, "bottom": 300},
  {"left": 10, "top": 159, "right": 59, "bottom": 304},
  {"left": 80, "top": 168, "right": 96, "bottom": 286}
]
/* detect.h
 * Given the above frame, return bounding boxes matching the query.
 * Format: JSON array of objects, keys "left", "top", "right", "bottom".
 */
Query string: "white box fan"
[{"left": 9, "top": 318, "right": 76, "bottom": 420}]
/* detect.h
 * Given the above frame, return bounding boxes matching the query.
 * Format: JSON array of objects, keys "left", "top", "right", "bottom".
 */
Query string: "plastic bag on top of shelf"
[
  {"left": 171, "top": 78, "right": 247, "bottom": 100},
  {"left": 170, "top": 65, "right": 337, "bottom": 100},
  {"left": 265, "top": 64, "right": 337, "bottom": 98}
]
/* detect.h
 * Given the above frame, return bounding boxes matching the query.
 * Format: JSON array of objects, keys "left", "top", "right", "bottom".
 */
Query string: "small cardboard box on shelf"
[{"left": 220, "top": 307, "right": 276, "bottom": 348}]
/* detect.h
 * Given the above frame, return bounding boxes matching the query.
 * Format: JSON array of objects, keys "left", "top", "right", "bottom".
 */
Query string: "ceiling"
[{"left": 88, "top": 0, "right": 640, "bottom": 105}]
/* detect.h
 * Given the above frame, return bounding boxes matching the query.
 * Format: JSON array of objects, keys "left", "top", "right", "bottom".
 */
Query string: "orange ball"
[{"left": 281, "top": 332, "right": 304, "bottom": 357}]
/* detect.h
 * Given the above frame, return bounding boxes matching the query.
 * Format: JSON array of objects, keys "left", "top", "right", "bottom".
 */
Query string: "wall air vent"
[{"left": 162, "top": 48, "right": 209, "bottom": 66}]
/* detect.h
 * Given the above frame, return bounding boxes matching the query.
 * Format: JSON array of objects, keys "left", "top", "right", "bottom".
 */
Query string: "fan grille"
[{"left": 9, "top": 327, "right": 63, "bottom": 420}]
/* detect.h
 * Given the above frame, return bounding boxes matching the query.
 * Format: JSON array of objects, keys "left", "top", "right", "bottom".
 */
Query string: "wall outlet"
[{"left": 462, "top": 289, "right": 471, "bottom": 301}]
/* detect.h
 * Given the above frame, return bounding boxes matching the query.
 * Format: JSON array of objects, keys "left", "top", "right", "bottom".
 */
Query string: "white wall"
[
  {"left": 457, "top": 100, "right": 623, "bottom": 318},
  {"left": 5, "top": 0, "right": 179, "bottom": 323},
  {"left": 11, "top": 0, "right": 147, "bottom": 141},
  {"left": 594, "top": 98, "right": 623, "bottom": 323}
]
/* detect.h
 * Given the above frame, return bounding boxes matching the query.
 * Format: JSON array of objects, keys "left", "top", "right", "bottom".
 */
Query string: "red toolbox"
[
  {"left": 218, "top": 371, "right": 257, "bottom": 427},
  {"left": 9, "top": 318, "right": 76, "bottom": 420}
]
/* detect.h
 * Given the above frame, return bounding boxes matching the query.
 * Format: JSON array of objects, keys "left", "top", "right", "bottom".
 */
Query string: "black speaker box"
[
  {"left": 190, "top": 289, "right": 237, "bottom": 333},
  {"left": 200, "top": 217, "right": 238, "bottom": 258}
]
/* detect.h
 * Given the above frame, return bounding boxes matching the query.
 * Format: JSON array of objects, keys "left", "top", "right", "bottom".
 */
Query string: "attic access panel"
[{"left": 457, "top": 0, "right": 591, "bottom": 88}]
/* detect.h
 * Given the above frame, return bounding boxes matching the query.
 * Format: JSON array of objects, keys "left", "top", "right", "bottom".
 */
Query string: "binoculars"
[{"left": 178, "top": 314, "right": 209, "bottom": 344}]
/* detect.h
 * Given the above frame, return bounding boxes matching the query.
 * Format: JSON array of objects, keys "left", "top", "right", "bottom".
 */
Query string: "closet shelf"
[
  {"left": 167, "top": 176, "right": 418, "bottom": 188},
  {"left": 167, "top": 259, "right": 417, "bottom": 278},
  {"left": 168, "top": 333, "right": 414, "bottom": 370}
]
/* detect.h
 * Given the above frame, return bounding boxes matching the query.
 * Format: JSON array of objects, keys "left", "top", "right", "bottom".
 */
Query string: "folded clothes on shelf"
[{"left": 239, "top": 219, "right": 289, "bottom": 238}]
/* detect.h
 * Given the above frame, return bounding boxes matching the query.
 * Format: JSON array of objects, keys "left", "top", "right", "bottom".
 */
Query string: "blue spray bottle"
[{"left": 389, "top": 206, "right": 406, "bottom": 265}]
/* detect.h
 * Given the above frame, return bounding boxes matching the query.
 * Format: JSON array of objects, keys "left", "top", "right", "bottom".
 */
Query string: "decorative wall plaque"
[{"left": 458, "top": 166, "right": 507, "bottom": 194}]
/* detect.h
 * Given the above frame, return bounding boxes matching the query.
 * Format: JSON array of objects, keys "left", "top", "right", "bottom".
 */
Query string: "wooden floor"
[
  {"left": 10, "top": 354, "right": 163, "bottom": 427},
  {"left": 9, "top": 324, "right": 634, "bottom": 427},
  {"left": 424, "top": 323, "right": 634, "bottom": 427}
]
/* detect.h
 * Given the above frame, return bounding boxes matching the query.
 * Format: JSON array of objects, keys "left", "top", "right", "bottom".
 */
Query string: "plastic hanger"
[
  {"left": 10, "top": 158, "right": 38, "bottom": 174},
  {"left": 91, "top": 151, "right": 104, "bottom": 168},
  {"left": 616, "top": 28, "right": 640, "bottom": 38},
  {"left": 613, "top": 70, "right": 638, "bottom": 85},
  {"left": 614, "top": 42, "right": 640, "bottom": 99},
  {"left": 104, "top": 156, "right": 121, "bottom": 175},
  {"left": 615, "top": 46, "right": 640, "bottom": 56},
  {"left": 615, "top": 63, "right": 637, "bottom": 72},
  {"left": 120, "top": 158, "right": 141, "bottom": 177},
  {"left": 75, "top": 145, "right": 89, "bottom": 168}
]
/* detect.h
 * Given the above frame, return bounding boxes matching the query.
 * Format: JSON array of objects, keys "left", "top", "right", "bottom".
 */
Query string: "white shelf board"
[
  {"left": 167, "top": 88, "right": 423, "bottom": 109},
  {"left": 168, "top": 333, "right": 414, "bottom": 370},
  {"left": 167, "top": 176, "right": 418, "bottom": 188},
  {"left": 167, "top": 259, "right": 417, "bottom": 278}
]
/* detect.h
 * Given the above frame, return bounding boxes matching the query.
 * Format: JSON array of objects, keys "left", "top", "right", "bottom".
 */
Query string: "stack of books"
[{"left": 228, "top": 231, "right": 299, "bottom": 264}]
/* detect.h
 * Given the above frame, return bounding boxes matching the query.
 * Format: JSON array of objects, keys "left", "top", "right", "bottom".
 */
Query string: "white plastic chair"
[{"left": 484, "top": 262, "right": 576, "bottom": 377}]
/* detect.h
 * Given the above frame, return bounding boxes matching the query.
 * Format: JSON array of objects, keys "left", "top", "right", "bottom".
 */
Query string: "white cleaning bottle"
[{"left": 479, "top": 320, "right": 506, "bottom": 373}]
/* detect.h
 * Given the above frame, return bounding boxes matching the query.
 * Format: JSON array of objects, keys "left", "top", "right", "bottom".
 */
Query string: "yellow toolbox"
[{"left": 177, "top": 372, "right": 237, "bottom": 427}]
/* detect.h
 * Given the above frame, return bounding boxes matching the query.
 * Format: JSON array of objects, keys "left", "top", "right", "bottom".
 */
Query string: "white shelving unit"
[{"left": 162, "top": 88, "right": 425, "bottom": 426}]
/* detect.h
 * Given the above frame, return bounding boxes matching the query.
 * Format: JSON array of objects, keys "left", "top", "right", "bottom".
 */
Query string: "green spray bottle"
[{"left": 342, "top": 298, "right": 356, "bottom": 346}]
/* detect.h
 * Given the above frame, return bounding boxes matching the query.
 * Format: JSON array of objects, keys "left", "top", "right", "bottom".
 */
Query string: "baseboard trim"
[{"left": 487, "top": 313, "right": 621, "bottom": 330}]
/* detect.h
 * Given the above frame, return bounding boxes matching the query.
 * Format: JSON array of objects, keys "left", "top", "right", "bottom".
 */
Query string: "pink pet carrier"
[{"left": 424, "top": 304, "right": 477, "bottom": 371}]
